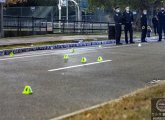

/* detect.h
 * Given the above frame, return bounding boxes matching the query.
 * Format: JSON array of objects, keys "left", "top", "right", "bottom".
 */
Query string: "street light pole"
[
  {"left": 0, "top": 3, "right": 4, "bottom": 38},
  {"left": 77, "top": 5, "right": 81, "bottom": 21},
  {"left": 66, "top": 0, "right": 68, "bottom": 22},
  {"left": 66, "top": 0, "right": 69, "bottom": 29},
  {"left": 68, "top": 0, "right": 81, "bottom": 32},
  {"left": 58, "top": 0, "right": 62, "bottom": 32},
  {"left": 58, "top": 0, "right": 81, "bottom": 32},
  {"left": 69, "top": 0, "right": 81, "bottom": 21}
]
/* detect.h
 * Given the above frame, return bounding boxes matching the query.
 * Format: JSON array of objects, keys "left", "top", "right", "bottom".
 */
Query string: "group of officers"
[{"left": 114, "top": 6, "right": 165, "bottom": 45}]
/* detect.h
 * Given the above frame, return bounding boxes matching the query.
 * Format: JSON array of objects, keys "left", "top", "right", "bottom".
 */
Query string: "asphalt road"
[{"left": 0, "top": 41, "right": 165, "bottom": 120}]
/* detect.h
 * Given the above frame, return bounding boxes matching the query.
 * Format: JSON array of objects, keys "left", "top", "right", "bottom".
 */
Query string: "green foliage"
[
  {"left": 7, "top": 0, "right": 58, "bottom": 6},
  {"left": 88, "top": 0, "right": 165, "bottom": 10}
]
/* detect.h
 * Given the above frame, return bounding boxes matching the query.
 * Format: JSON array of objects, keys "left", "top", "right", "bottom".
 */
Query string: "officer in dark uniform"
[
  {"left": 152, "top": 15, "right": 158, "bottom": 35},
  {"left": 141, "top": 10, "right": 148, "bottom": 42},
  {"left": 114, "top": 7, "right": 123, "bottom": 45},
  {"left": 122, "top": 6, "right": 135, "bottom": 44},
  {"left": 157, "top": 7, "right": 165, "bottom": 41}
]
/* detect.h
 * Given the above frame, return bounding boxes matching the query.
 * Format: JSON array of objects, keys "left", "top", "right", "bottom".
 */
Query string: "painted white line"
[
  {"left": 0, "top": 46, "right": 109, "bottom": 61},
  {"left": 50, "top": 102, "right": 109, "bottom": 120},
  {"left": 48, "top": 60, "right": 112, "bottom": 72},
  {"left": 0, "top": 50, "right": 97, "bottom": 61},
  {"left": 0, "top": 41, "right": 154, "bottom": 61},
  {"left": 0, "top": 47, "right": 98, "bottom": 61},
  {"left": 2, "top": 51, "right": 56, "bottom": 58},
  {"left": 14, "top": 50, "right": 58, "bottom": 56},
  {"left": 0, "top": 52, "right": 58, "bottom": 61}
]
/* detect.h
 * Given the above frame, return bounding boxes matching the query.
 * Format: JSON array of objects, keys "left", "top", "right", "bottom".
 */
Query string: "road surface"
[{"left": 0, "top": 41, "right": 165, "bottom": 120}]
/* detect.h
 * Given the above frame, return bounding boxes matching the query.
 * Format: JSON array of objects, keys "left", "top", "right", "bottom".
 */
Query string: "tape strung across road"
[
  {"left": 0, "top": 44, "right": 138, "bottom": 61},
  {"left": 0, "top": 40, "right": 124, "bottom": 56},
  {"left": 48, "top": 60, "right": 112, "bottom": 72},
  {"left": 0, "top": 37, "right": 159, "bottom": 56},
  {"left": 0, "top": 40, "right": 115, "bottom": 56}
]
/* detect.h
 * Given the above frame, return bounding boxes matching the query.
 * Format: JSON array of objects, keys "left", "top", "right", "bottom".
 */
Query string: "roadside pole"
[
  {"left": 58, "top": 0, "right": 61, "bottom": 33},
  {"left": 66, "top": 0, "right": 69, "bottom": 29},
  {"left": 0, "top": 1, "right": 4, "bottom": 38}
]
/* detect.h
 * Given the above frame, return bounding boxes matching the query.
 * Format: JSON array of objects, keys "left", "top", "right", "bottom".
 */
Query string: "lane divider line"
[{"left": 48, "top": 60, "right": 112, "bottom": 72}]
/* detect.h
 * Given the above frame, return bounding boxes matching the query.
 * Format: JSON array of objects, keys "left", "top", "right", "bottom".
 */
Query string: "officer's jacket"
[
  {"left": 122, "top": 11, "right": 134, "bottom": 24},
  {"left": 114, "top": 12, "right": 123, "bottom": 25},
  {"left": 141, "top": 14, "right": 147, "bottom": 27},
  {"left": 157, "top": 11, "right": 165, "bottom": 24},
  {"left": 152, "top": 17, "right": 158, "bottom": 25}
]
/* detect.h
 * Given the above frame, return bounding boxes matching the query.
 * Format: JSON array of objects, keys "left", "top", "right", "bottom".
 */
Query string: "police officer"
[
  {"left": 123, "top": 6, "right": 135, "bottom": 44},
  {"left": 114, "top": 7, "right": 123, "bottom": 45},
  {"left": 157, "top": 7, "right": 165, "bottom": 41},
  {"left": 152, "top": 15, "right": 159, "bottom": 35},
  {"left": 141, "top": 10, "right": 148, "bottom": 42}
]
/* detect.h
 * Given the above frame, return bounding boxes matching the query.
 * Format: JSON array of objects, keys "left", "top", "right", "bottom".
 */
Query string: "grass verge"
[
  {"left": 0, "top": 32, "right": 143, "bottom": 50},
  {"left": 1, "top": 33, "right": 107, "bottom": 40},
  {"left": 63, "top": 83, "right": 165, "bottom": 120}
]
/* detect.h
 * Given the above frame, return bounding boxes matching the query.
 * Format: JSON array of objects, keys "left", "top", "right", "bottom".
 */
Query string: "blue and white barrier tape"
[
  {"left": 0, "top": 40, "right": 116, "bottom": 56},
  {"left": 0, "top": 37, "right": 159, "bottom": 56}
]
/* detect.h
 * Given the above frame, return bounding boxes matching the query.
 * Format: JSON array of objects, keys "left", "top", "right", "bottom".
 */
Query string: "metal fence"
[
  {"left": 4, "top": 15, "right": 48, "bottom": 37},
  {"left": 4, "top": 6, "right": 112, "bottom": 22},
  {"left": 52, "top": 20, "right": 111, "bottom": 34},
  {"left": 3, "top": 16, "right": 114, "bottom": 37}
]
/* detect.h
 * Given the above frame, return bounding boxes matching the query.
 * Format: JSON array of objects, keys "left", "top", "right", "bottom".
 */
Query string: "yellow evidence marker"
[
  {"left": 81, "top": 57, "right": 87, "bottom": 63},
  {"left": 22, "top": 85, "right": 33, "bottom": 95},
  {"left": 9, "top": 52, "right": 14, "bottom": 57},
  {"left": 97, "top": 56, "right": 103, "bottom": 62}
]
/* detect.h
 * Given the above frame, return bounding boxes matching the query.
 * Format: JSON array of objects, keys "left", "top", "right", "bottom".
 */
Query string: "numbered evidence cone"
[
  {"left": 64, "top": 54, "right": 69, "bottom": 60},
  {"left": 9, "top": 52, "right": 14, "bottom": 57},
  {"left": 22, "top": 85, "right": 33, "bottom": 95},
  {"left": 97, "top": 56, "right": 103, "bottom": 62},
  {"left": 81, "top": 57, "right": 87, "bottom": 63},
  {"left": 70, "top": 48, "right": 75, "bottom": 53}
]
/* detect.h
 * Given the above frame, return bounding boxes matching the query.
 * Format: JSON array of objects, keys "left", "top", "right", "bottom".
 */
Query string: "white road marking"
[
  {"left": 0, "top": 52, "right": 58, "bottom": 61},
  {"left": 0, "top": 47, "right": 99, "bottom": 61},
  {"left": 0, "top": 50, "right": 97, "bottom": 61},
  {"left": 48, "top": 60, "right": 112, "bottom": 72},
  {"left": 0, "top": 42, "right": 153, "bottom": 61}
]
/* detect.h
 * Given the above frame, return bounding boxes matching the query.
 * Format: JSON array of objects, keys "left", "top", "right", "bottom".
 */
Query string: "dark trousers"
[
  {"left": 115, "top": 24, "right": 122, "bottom": 44},
  {"left": 153, "top": 24, "right": 158, "bottom": 35},
  {"left": 124, "top": 24, "right": 133, "bottom": 43},
  {"left": 141, "top": 26, "right": 147, "bottom": 42},
  {"left": 158, "top": 23, "right": 165, "bottom": 41}
]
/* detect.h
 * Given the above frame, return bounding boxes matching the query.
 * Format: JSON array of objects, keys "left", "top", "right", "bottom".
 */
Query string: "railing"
[
  {"left": 4, "top": 15, "right": 47, "bottom": 37},
  {"left": 52, "top": 20, "right": 112, "bottom": 34},
  {"left": 3, "top": 16, "right": 114, "bottom": 37}
]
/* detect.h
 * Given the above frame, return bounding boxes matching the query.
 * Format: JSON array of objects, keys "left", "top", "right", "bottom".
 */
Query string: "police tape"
[{"left": 0, "top": 40, "right": 116, "bottom": 56}]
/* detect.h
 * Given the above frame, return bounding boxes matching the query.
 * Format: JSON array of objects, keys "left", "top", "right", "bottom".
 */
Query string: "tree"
[
  {"left": 6, "top": 0, "right": 26, "bottom": 4},
  {"left": 6, "top": 0, "right": 58, "bottom": 6},
  {"left": 88, "top": 0, "right": 165, "bottom": 10},
  {"left": 88, "top": 0, "right": 165, "bottom": 27}
]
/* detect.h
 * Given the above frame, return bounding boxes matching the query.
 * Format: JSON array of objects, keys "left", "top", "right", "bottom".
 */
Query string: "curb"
[
  {"left": 51, "top": 83, "right": 164, "bottom": 120},
  {"left": 0, "top": 40, "right": 116, "bottom": 56},
  {"left": 0, "top": 36, "right": 159, "bottom": 56}
]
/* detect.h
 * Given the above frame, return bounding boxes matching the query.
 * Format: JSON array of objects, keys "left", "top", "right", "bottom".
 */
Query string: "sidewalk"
[{"left": 0, "top": 35, "right": 108, "bottom": 46}]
